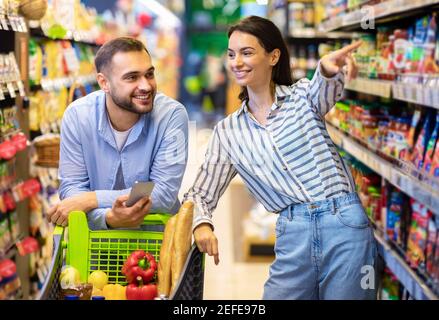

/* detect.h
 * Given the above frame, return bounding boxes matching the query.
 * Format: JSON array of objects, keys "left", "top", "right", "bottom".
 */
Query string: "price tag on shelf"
[
  {"left": 0, "top": 15, "right": 8, "bottom": 30},
  {"left": 16, "top": 80, "right": 25, "bottom": 97},
  {"left": 432, "top": 79, "right": 439, "bottom": 107},
  {"left": 18, "top": 16, "right": 27, "bottom": 33},
  {"left": 0, "top": 85, "right": 5, "bottom": 100},
  {"left": 411, "top": 85, "right": 418, "bottom": 102},
  {"left": 6, "top": 82, "right": 16, "bottom": 98},
  {"left": 423, "top": 86, "right": 432, "bottom": 107},
  {"left": 7, "top": 15, "right": 17, "bottom": 31}
]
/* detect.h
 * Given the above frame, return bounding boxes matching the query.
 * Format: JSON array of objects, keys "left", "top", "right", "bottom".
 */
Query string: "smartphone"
[{"left": 126, "top": 181, "right": 155, "bottom": 207}]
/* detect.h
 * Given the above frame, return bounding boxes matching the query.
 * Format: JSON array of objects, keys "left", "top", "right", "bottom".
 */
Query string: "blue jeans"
[{"left": 263, "top": 192, "right": 377, "bottom": 300}]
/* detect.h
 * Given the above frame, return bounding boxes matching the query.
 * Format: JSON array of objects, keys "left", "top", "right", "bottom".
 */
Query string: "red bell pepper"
[
  {"left": 122, "top": 250, "right": 157, "bottom": 284},
  {"left": 126, "top": 276, "right": 158, "bottom": 300}
]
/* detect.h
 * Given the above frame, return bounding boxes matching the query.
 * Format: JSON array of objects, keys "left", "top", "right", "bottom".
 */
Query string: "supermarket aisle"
[{"left": 179, "top": 125, "right": 271, "bottom": 300}]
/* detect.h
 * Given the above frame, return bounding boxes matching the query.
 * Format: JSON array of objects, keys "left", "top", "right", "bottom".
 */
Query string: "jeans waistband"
[{"left": 279, "top": 192, "right": 361, "bottom": 219}]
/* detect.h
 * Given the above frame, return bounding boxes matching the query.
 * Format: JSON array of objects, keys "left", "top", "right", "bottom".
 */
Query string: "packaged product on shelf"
[
  {"left": 425, "top": 219, "right": 437, "bottom": 277},
  {"left": 355, "top": 34, "right": 376, "bottom": 78},
  {"left": 0, "top": 215, "right": 11, "bottom": 253},
  {"left": 383, "top": 115, "right": 410, "bottom": 160},
  {"left": 406, "top": 199, "right": 432, "bottom": 269},
  {"left": 406, "top": 15, "right": 430, "bottom": 74},
  {"left": 360, "top": 103, "right": 380, "bottom": 146},
  {"left": 432, "top": 233, "right": 439, "bottom": 285},
  {"left": 417, "top": 13, "right": 439, "bottom": 75},
  {"left": 380, "top": 267, "right": 400, "bottom": 300},
  {"left": 29, "top": 39, "right": 43, "bottom": 87},
  {"left": 8, "top": 211, "right": 19, "bottom": 241},
  {"left": 376, "top": 27, "right": 393, "bottom": 80},
  {"left": 386, "top": 188, "right": 404, "bottom": 245},
  {"left": 303, "top": 3, "right": 314, "bottom": 29},
  {"left": 392, "top": 29, "right": 410, "bottom": 75},
  {"left": 430, "top": 131, "right": 439, "bottom": 177},
  {"left": 0, "top": 259, "right": 21, "bottom": 300},
  {"left": 411, "top": 110, "right": 436, "bottom": 170},
  {"left": 423, "top": 112, "right": 439, "bottom": 173},
  {"left": 288, "top": 2, "right": 305, "bottom": 35},
  {"left": 60, "top": 40, "right": 79, "bottom": 74},
  {"left": 405, "top": 109, "right": 422, "bottom": 162}
]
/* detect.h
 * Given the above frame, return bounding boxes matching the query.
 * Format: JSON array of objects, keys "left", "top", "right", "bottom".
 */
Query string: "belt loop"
[{"left": 288, "top": 205, "right": 293, "bottom": 221}]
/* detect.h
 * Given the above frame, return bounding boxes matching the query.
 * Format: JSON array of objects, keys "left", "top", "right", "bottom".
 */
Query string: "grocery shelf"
[
  {"left": 326, "top": 123, "right": 439, "bottom": 215},
  {"left": 29, "top": 26, "right": 100, "bottom": 47},
  {"left": 1, "top": 87, "right": 21, "bottom": 100},
  {"left": 0, "top": 18, "right": 27, "bottom": 33},
  {"left": 288, "top": 29, "right": 354, "bottom": 40},
  {"left": 31, "top": 74, "right": 97, "bottom": 92},
  {"left": 345, "top": 78, "right": 439, "bottom": 109},
  {"left": 320, "top": 0, "right": 439, "bottom": 32},
  {"left": 345, "top": 78, "right": 393, "bottom": 99},
  {"left": 374, "top": 230, "right": 438, "bottom": 300},
  {"left": 392, "top": 81, "right": 439, "bottom": 109}
]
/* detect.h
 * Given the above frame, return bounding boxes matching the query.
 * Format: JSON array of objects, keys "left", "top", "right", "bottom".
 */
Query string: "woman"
[{"left": 184, "top": 15, "right": 376, "bottom": 300}]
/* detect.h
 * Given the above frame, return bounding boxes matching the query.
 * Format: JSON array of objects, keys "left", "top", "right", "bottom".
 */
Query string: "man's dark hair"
[
  {"left": 94, "top": 37, "right": 149, "bottom": 73},
  {"left": 228, "top": 15, "right": 293, "bottom": 102}
]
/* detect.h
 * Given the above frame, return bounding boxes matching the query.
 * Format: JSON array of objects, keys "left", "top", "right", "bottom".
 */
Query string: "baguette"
[
  {"left": 170, "top": 201, "right": 194, "bottom": 294},
  {"left": 157, "top": 215, "right": 177, "bottom": 297}
]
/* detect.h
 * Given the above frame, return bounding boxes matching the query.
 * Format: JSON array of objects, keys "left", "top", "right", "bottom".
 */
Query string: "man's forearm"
[{"left": 81, "top": 192, "right": 98, "bottom": 212}]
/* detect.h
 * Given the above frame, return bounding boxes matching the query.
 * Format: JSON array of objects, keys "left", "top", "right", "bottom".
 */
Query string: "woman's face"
[{"left": 227, "top": 31, "right": 278, "bottom": 88}]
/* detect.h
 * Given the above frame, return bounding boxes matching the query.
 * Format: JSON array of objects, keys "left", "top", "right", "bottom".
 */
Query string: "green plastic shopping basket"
[{"left": 37, "top": 211, "right": 204, "bottom": 300}]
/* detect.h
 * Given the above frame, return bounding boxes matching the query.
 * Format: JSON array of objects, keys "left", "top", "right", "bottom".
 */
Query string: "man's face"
[{"left": 104, "top": 50, "right": 157, "bottom": 114}]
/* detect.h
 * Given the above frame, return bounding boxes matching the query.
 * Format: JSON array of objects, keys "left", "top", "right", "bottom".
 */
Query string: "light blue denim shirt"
[{"left": 58, "top": 90, "right": 189, "bottom": 230}]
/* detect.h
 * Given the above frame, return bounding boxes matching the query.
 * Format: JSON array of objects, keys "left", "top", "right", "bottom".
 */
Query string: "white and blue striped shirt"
[{"left": 184, "top": 63, "right": 356, "bottom": 230}]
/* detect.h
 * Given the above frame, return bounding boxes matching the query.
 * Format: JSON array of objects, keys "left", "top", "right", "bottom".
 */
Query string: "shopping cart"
[{"left": 37, "top": 211, "right": 204, "bottom": 300}]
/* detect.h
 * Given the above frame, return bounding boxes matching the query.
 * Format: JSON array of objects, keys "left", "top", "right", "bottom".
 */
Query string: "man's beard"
[{"left": 109, "top": 90, "right": 154, "bottom": 115}]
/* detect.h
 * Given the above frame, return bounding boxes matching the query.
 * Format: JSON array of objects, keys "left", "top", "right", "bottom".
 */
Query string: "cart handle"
[{"left": 141, "top": 213, "right": 172, "bottom": 226}]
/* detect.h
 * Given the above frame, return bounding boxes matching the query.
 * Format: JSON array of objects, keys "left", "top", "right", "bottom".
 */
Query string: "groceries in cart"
[{"left": 56, "top": 201, "right": 195, "bottom": 300}]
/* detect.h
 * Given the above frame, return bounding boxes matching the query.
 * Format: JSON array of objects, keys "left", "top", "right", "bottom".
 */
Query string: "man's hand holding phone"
[{"left": 105, "top": 182, "right": 154, "bottom": 228}]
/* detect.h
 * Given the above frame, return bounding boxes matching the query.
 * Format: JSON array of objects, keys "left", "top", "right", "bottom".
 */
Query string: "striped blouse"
[{"left": 184, "top": 63, "right": 356, "bottom": 230}]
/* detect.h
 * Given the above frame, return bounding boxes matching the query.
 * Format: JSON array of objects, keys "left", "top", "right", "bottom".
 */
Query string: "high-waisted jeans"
[{"left": 263, "top": 192, "right": 377, "bottom": 300}]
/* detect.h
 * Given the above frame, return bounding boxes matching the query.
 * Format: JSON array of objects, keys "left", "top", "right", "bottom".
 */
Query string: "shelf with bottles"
[
  {"left": 29, "top": 26, "right": 100, "bottom": 47},
  {"left": 27, "top": 0, "right": 103, "bottom": 46},
  {"left": 325, "top": 99, "right": 439, "bottom": 215},
  {"left": 341, "top": 12, "right": 439, "bottom": 109},
  {"left": 286, "top": 0, "right": 353, "bottom": 42},
  {"left": 290, "top": 40, "right": 351, "bottom": 81},
  {"left": 320, "top": 0, "right": 439, "bottom": 32},
  {"left": 340, "top": 149, "right": 439, "bottom": 299},
  {"left": 288, "top": 29, "right": 355, "bottom": 40}
]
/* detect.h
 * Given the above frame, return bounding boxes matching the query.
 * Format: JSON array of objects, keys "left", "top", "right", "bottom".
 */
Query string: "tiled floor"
[{"left": 179, "top": 126, "right": 272, "bottom": 300}]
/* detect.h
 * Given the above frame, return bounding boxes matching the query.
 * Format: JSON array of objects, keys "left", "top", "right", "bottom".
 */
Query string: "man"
[{"left": 47, "top": 37, "right": 189, "bottom": 230}]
